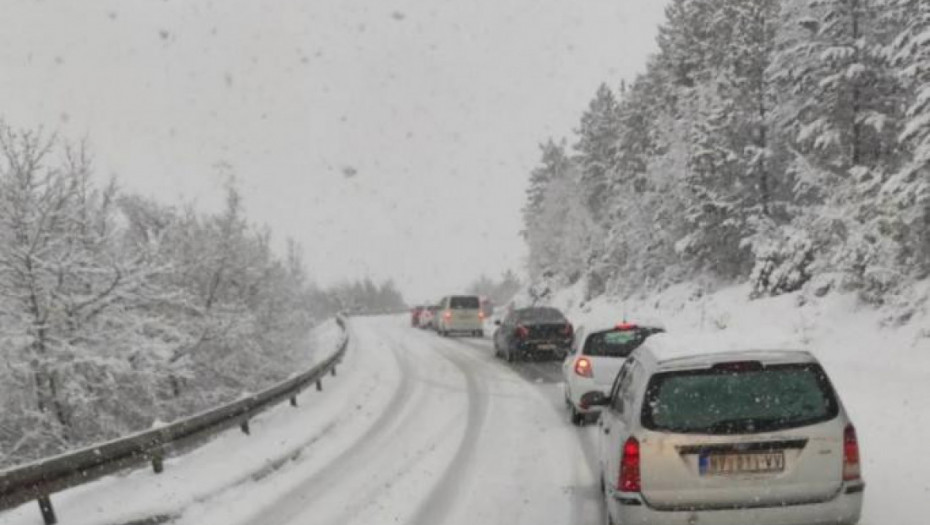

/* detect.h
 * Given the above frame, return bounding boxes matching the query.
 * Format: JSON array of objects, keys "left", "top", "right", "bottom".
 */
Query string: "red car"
[{"left": 410, "top": 305, "right": 426, "bottom": 327}]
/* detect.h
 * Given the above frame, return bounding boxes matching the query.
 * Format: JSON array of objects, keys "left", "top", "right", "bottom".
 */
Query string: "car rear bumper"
[
  {"left": 517, "top": 339, "right": 570, "bottom": 351},
  {"left": 442, "top": 320, "right": 483, "bottom": 332},
  {"left": 607, "top": 483, "right": 863, "bottom": 525}
]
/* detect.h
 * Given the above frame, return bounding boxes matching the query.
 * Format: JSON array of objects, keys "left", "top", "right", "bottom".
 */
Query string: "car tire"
[{"left": 570, "top": 406, "right": 586, "bottom": 426}]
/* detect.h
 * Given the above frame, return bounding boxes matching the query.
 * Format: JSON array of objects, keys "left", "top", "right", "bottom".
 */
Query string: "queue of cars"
[{"left": 411, "top": 300, "right": 865, "bottom": 524}]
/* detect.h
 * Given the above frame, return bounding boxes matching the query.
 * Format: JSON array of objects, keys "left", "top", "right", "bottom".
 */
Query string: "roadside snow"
[
  {"left": 0, "top": 320, "right": 346, "bottom": 525},
  {"left": 545, "top": 280, "right": 930, "bottom": 525}
]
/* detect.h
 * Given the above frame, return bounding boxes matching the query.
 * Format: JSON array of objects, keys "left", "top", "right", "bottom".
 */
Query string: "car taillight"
[
  {"left": 619, "top": 437, "right": 641, "bottom": 492},
  {"left": 562, "top": 323, "right": 573, "bottom": 336},
  {"left": 478, "top": 311, "right": 485, "bottom": 320},
  {"left": 443, "top": 310, "right": 452, "bottom": 320},
  {"left": 843, "top": 424, "right": 861, "bottom": 481},
  {"left": 515, "top": 324, "right": 529, "bottom": 338},
  {"left": 574, "top": 357, "right": 592, "bottom": 378}
]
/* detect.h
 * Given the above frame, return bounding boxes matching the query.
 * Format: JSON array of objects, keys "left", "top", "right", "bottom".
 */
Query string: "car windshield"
[
  {"left": 642, "top": 364, "right": 839, "bottom": 435},
  {"left": 515, "top": 307, "right": 565, "bottom": 323},
  {"left": 450, "top": 296, "right": 480, "bottom": 309},
  {"left": 583, "top": 329, "right": 651, "bottom": 357}
]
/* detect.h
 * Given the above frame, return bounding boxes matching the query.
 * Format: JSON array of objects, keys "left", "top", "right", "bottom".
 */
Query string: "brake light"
[
  {"left": 515, "top": 324, "right": 529, "bottom": 339},
  {"left": 619, "top": 437, "right": 641, "bottom": 492},
  {"left": 616, "top": 321, "right": 637, "bottom": 331},
  {"left": 574, "top": 357, "right": 592, "bottom": 378},
  {"left": 443, "top": 310, "right": 452, "bottom": 320},
  {"left": 843, "top": 424, "right": 861, "bottom": 481},
  {"left": 478, "top": 311, "right": 485, "bottom": 320}
]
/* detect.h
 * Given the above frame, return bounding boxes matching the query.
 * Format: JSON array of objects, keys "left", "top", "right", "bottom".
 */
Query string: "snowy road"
[{"left": 174, "top": 315, "right": 603, "bottom": 525}]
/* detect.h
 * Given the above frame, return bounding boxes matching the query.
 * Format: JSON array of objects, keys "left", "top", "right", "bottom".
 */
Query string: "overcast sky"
[{"left": 0, "top": 0, "right": 668, "bottom": 303}]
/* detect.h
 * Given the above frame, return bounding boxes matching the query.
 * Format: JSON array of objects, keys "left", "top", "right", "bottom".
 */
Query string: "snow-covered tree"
[
  {"left": 575, "top": 84, "right": 622, "bottom": 222},
  {"left": 0, "top": 126, "right": 320, "bottom": 467}
]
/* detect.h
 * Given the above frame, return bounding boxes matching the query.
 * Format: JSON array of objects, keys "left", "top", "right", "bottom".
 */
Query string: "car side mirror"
[{"left": 579, "top": 391, "right": 609, "bottom": 410}]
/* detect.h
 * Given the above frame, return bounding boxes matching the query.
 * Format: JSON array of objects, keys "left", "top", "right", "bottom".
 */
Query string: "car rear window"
[
  {"left": 515, "top": 307, "right": 566, "bottom": 323},
  {"left": 450, "top": 296, "right": 480, "bottom": 309},
  {"left": 583, "top": 329, "right": 651, "bottom": 357},
  {"left": 642, "top": 363, "right": 839, "bottom": 434}
]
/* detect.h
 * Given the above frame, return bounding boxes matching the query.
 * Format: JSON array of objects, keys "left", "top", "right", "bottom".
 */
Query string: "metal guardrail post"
[
  {"left": 316, "top": 379, "right": 323, "bottom": 391},
  {"left": 331, "top": 366, "right": 337, "bottom": 377},
  {"left": 240, "top": 421, "right": 250, "bottom": 435},
  {"left": 151, "top": 453, "right": 165, "bottom": 474},
  {"left": 37, "top": 496, "right": 56, "bottom": 525},
  {"left": 290, "top": 396, "right": 298, "bottom": 407}
]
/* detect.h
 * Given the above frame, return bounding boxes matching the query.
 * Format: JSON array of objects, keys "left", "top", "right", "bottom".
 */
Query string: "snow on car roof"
[{"left": 635, "top": 332, "right": 816, "bottom": 370}]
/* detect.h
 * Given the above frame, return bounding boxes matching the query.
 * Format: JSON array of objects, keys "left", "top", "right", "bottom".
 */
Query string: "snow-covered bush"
[{"left": 748, "top": 226, "right": 815, "bottom": 298}]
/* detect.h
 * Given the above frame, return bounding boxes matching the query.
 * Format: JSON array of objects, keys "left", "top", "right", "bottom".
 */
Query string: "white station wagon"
[
  {"left": 562, "top": 322, "right": 664, "bottom": 425},
  {"left": 581, "top": 335, "right": 864, "bottom": 525}
]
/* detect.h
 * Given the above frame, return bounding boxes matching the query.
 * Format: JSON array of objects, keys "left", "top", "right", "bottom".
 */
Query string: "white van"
[{"left": 436, "top": 295, "right": 483, "bottom": 337}]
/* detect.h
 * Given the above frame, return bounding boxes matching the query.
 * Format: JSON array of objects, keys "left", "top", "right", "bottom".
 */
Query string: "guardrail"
[{"left": 0, "top": 317, "right": 349, "bottom": 525}]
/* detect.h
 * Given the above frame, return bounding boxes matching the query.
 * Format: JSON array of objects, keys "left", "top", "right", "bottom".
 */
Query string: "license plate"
[
  {"left": 699, "top": 452, "right": 785, "bottom": 476},
  {"left": 537, "top": 344, "right": 556, "bottom": 350}
]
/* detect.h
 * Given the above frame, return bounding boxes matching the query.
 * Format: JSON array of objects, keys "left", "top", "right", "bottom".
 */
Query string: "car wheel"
[{"left": 570, "top": 405, "right": 586, "bottom": 426}]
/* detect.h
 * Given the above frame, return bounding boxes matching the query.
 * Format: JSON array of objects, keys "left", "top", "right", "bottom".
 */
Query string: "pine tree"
[
  {"left": 575, "top": 83, "right": 622, "bottom": 222},
  {"left": 522, "top": 139, "right": 570, "bottom": 232},
  {"left": 885, "top": 0, "right": 930, "bottom": 273}
]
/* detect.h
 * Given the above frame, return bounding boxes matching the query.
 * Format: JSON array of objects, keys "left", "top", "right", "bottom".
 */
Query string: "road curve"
[{"left": 172, "top": 315, "right": 603, "bottom": 525}]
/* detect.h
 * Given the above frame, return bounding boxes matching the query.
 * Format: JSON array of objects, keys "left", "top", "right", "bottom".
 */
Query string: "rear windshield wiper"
[{"left": 708, "top": 417, "right": 767, "bottom": 434}]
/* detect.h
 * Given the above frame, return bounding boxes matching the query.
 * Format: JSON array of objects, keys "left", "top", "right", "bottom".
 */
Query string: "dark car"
[{"left": 493, "top": 306, "right": 572, "bottom": 362}]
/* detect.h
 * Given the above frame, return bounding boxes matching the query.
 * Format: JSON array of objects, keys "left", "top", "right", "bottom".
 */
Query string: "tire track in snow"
[
  {"left": 449, "top": 335, "right": 607, "bottom": 525},
  {"left": 406, "top": 333, "right": 491, "bottom": 525},
  {"left": 240, "top": 320, "right": 420, "bottom": 525}
]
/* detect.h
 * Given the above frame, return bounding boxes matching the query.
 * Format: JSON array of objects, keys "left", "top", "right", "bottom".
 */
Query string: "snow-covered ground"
[
  {"left": 1, "top": 317, "right": 602, "bottom": 525},
  {"left": 540, "top": 280, "right": 930, "bottom": 525},
  {"left": 171, "top": 317, "right": 598, "bottom": 525}
]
